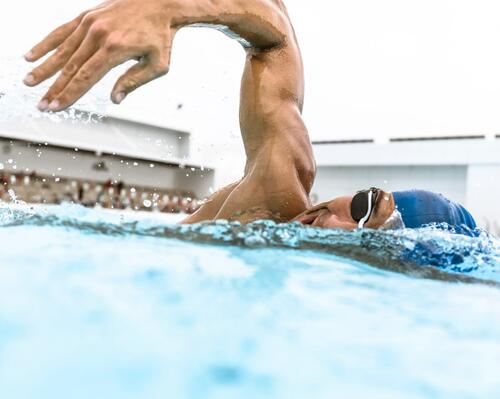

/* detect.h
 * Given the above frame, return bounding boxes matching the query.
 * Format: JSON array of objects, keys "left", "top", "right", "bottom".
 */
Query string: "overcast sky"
[{"left": 3, "top": 0, "right": 500, "bottom": 181}]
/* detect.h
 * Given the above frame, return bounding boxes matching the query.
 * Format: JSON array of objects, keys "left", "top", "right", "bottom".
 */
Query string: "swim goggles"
[{"left": 351, "top": 187, "right": 380, "bottom": 228}]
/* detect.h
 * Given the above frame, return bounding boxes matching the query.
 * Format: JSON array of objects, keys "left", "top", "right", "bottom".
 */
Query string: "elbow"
[{"left": 230, "top": 0, "right": 290, "bottom": 49}]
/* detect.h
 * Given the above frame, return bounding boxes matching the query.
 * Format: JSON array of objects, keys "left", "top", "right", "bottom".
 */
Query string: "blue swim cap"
[{"left": 392, "top": 190, "right": 477, "bottom": 233}]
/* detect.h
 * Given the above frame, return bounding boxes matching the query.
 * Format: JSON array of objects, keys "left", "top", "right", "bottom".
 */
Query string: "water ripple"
[{"left": 1, "top": 203, "right": 499, "bottom": 285}]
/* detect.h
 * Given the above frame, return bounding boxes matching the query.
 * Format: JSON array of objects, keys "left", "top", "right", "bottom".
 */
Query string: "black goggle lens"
[{"left": 350, "top": 188, "right": 380, "bottom": 222}]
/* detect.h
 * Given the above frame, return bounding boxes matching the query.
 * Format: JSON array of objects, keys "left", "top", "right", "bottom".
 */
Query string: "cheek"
[{"left": 314, "top": 213, "right": 357, "bottom": 230}]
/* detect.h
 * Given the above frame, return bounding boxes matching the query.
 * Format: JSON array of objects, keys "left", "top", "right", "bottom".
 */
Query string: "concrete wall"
[
  {"left": 466, "top": 165, "right": 500, "bottom": 233},
  {"left": 312, "top": 165, "right": 468, "bottom": 204},
  {"left": 0, "top": 111, "right": 193, "bottom": 164}
]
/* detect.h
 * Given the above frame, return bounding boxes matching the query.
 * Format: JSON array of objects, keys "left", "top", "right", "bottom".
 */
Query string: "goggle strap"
[{"left": 358, "top": 190, "right": 373, "bottom": 229}]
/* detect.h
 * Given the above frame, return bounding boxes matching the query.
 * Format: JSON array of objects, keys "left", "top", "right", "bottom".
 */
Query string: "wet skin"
[
  {"left": 23, "top": 0, "right": 396, "bottom": 230},
  {"left": 293, "top": 190, "right": 396, "bottom": 230},
  {"left": 24, "top": 1, "right": 397, "bottom": 230},
  {"left": 24, "top": 0, "right": 315, "bottom": 224}
]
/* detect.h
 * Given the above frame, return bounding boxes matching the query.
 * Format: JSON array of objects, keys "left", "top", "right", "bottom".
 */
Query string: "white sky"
[{"left": 3, "top": 0, "right": 500, "bottom": 182}]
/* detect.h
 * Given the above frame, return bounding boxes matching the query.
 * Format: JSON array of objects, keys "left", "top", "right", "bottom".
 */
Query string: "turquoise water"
[{"left": 1, "top": 204, "right": 500, "bottom": 399}]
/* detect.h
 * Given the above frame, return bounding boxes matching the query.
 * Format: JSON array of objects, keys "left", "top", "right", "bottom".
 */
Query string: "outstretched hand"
[{"left": 24, "top": 0, "right": 177, "bottom": 112}]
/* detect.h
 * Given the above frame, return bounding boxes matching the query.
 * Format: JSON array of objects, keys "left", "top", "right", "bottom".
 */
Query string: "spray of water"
[{"left": 0, "top": 56, "right": 109, "bottom": 123}]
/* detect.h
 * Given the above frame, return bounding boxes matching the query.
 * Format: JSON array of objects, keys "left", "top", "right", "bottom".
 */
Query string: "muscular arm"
[
  {"left": 25, "top": 0, "right": 315, "bottom": 223},
  {"left": 184, "top": 1, "right": 315, "bottom": 223}
]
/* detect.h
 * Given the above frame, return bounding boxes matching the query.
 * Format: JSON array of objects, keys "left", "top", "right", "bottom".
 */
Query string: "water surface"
[{"left": 0, "top": 204, "right": 499, "bottom": 399}]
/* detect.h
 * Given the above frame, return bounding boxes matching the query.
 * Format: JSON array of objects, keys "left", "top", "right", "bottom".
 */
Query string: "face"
[{"left": 293, "top": 189, "right": 396, "bottom": 230}]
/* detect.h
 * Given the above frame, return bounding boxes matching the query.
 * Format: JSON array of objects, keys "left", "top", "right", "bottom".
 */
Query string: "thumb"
[{"left": 111, "top": 56, "right": 170, "bottom": 104}]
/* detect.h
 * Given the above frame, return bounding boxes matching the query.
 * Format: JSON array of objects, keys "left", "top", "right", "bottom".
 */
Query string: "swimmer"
[
  {"left": 23, "top": 0, "right": 477, "bottom": 233},
  {"left": 293, "top": 188, "right": 477, "bottom": 234}
]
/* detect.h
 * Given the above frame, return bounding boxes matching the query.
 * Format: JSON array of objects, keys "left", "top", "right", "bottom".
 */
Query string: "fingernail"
[
  {"left": 114, "top": 91, "right": 126, "bottom": 104},
  {"left": 24, "top": 51, "right": 34, "bottom": 61},
  {"left": 37, "top": 99, "right": 49, "bottom": 111},
  {"left": 48, "top": 100, "right": 60, "bottom": 111},
  {"left": 23, "top": 74, "right": 35, "bottom": 86}
]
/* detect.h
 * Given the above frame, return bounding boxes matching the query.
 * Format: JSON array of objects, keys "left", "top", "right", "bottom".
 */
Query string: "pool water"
[{"left": 0, "top": 204, "right": 499, "bottom": 399}]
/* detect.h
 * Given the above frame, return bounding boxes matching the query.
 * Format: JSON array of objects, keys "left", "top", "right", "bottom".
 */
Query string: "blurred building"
[
  {"left": 312, "top": 135, "right": 500, "bottom": 233},
  {"left": 0, "top": 110, "right": 214, "bottom": 200}
]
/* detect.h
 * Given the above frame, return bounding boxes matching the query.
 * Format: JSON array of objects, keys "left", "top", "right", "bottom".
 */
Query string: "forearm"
[
  {"left": 24, "top": 0, "right": 295, "bottom": 115},
  {"left": 168, "top": 0, "right": 290, "bottom": 49}
]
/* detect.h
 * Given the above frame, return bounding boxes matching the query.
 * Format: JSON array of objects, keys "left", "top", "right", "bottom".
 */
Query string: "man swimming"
[
  {"left": 23, "top": 0, "right": 477, "bottom": 233},
  {"left": 293, "top": 188, "right": 477, "bottom": 233}
]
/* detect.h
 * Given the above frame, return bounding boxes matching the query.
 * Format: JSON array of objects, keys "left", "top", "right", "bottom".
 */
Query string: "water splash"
[
  {"left": 0, "top": 203, "right": 499, "bottom": 285},
  {"left": 0, "top": 56, "right": 107, "bottom": 123}
]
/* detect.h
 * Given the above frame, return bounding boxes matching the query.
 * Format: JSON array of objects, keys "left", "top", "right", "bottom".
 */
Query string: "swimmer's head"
[{"left": 293, "top": 188, "right": 398, "bottom": 230}]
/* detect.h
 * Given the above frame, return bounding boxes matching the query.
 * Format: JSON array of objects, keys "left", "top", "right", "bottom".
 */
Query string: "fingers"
[
  {"left": 41, "top": 50, "right": 170, "bottom": 111},
  {"left": 37, "top": 35, "right": 100, "bottom": 110},
  {"left": 24, "top": 16, "right": 82, "bottom": 62},
  {"left": 24, "top": 26, "right": 88, "bottom": 87},
  {"left": 111, "top": 56, "right": 170, "bottom": 104},
  {"left": 25, "top": 2, "right": 175, "bottom": 112},
  {"left": 44, "top": 49, "right": 123, "bottom": 111}
]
